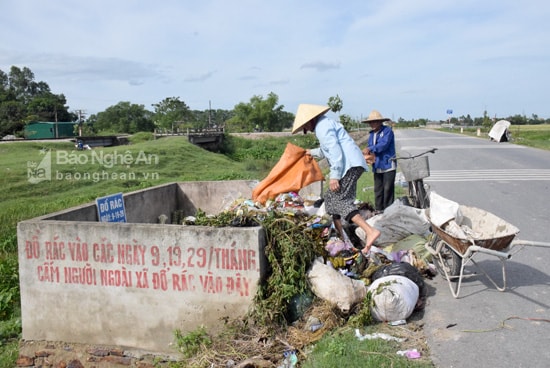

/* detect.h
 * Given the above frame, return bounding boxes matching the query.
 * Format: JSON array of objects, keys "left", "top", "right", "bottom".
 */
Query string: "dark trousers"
[{"left": 373, "top": 170, "right": 396, "bottom": 211}]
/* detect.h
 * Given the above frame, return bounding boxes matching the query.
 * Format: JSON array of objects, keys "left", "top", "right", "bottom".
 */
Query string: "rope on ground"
[{"left": 462, "top": 315, "right": 550, "bottom": 333}]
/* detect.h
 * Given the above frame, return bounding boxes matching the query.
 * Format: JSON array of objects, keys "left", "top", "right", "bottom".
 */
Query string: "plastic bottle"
[{"left": 278, "top": 350, "right": 298, "bottom": 368}]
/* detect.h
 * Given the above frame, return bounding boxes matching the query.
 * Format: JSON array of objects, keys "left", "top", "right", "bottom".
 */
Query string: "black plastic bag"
[{"left": 372, "top": 262, "right": 427, "bottom": 310}]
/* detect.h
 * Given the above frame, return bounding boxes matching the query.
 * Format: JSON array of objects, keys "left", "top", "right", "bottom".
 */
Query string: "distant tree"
[
  {"left": 276, "top": 110, "right": 294, "bottom": 131},
  {"left": 7, "top": 66, "right": 39, "bottom": 103},
  {"left": 328, "top": 94, "right": 343, "bottom": 115},
  {"left": 186, "top": 109, "right": 233, "bottom": 129},
  {"left": 227, "top": 92, "right": 287, "bottom": 132},
  {"left": 482, "top": 110, "right": 492, "bottom": 129},
  {"left": 27, "top": 93, "right": 75, "bottom": 122},
  {"left": 507, "top": 114, "right": 528, "bottom": 125},
  {"left": 92, "top": 102, "right": 154, "bottom": 134},
  {"left": 0, "top": 66, "right": 72, "bottom": 136},
  {"left": 473, "top": 116, "right": 484, "bottom": 126},
  {"left": 339, "top": 113, "right": 353, "bottom": 131},
  {"left": 0, "top": 70, "right": 9, "bottom": 102},
  {"left": 463, "top": 114, "right": 473, "bottom": 125},
  {"left": 83, "top": 114, "right": 98, "bottom": 135},
  {"left": 0, "top": 100, "right": 26, "bottom": 136},
  {"left": 207, "top": 109, "right": 234, "bottom": 128},
  {"left": 528, "top": 113, "right": 540, "bottom": 124},
  {"left": 152, "top": 97, "right": 191, "bottom": 131}
]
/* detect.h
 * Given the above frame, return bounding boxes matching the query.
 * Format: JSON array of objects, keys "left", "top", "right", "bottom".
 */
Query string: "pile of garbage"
[
  {"left": 183, "top": 190, "right": 435, "bottom": 325},
  {"left": 177, "top": 189, "right": 436, "bottom": 367}
]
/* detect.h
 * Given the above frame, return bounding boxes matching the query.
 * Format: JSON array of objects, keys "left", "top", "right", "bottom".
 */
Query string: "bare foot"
[
  {"left": 363, "top": 227, "right": 380, "bottom": 251},
  {"left": 350, "top": 213, "right": 381, "bottom": 254}
]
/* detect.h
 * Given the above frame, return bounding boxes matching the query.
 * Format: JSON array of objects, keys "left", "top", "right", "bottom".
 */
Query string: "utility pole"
[
  {"left": 54, "top": 107, "right": 59, "bottom": 138},
  {"left": 208, "top": 100, "right": 212, "bottom": 128},
  {"left": 75, "top": 109, "right": 86, "bottom": 137}
]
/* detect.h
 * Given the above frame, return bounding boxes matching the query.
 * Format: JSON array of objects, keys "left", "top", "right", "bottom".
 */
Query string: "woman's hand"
[
  {"left": 364, "top": 152, "right": 375, "bottom": 165},
  {"left": 329, "top": 178, "right": 340, "bottom": 192}
]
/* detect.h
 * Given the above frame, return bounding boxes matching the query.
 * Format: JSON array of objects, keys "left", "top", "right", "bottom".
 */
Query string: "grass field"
[{"left": 508, "top": 124, "right": 550, "bottom": 150}]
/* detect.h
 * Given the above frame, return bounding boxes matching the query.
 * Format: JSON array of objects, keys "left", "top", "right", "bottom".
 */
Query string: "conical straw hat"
[
  {"left": 361, "top": 110, "right": 390, "bottom": 123},
  {"left": 292, "top": 104, "right": 330, "bottom": 134}
]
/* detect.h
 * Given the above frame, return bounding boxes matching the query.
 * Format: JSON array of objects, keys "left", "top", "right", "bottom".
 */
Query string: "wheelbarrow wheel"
[{"left": 433, "top": 240, "right": 462, "bottom": 281}]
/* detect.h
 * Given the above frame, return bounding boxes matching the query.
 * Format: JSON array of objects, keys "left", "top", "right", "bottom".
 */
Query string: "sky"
[{"left": 1, "top": 0, "right": 550, "bottom": 122}]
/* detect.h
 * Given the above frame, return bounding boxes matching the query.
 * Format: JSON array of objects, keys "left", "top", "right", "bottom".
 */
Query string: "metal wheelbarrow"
[{"left": 424, "top": 205, "right": 550, "bottom": 298}]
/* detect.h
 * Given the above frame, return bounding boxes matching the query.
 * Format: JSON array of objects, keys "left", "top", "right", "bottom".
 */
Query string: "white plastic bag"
[
  {"left": 368, "top": 275, "right": 419, "bottom": 322},
  {"left": 429, "top": 191, "right": 463, "bottom": 227},
  {"left": 356, "top": 201, "right": 430, "bottom": 246},
  {"left": 307, "top": 258, "right": 367, "bottom": 313}
]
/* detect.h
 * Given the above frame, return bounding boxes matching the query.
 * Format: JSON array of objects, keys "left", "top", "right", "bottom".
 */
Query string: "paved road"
[{"left": 394, "top": 129, "right": 550, "bottom": 368}]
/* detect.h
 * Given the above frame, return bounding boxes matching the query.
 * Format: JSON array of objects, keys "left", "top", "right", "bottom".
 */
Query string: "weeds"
[
  {"left": 174, "top": 326, "right": 212, "bottom": 359},
  {"left": 302, "top": 327, "right": 433, "bottom": 368},
  {"left": 0, "top": 255, "right": 19, "bottom": 320}
]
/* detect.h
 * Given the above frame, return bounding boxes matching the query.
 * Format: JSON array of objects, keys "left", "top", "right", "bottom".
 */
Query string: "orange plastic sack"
[{"left": 252, "top": 142, "right": 324, "bottom": 204}]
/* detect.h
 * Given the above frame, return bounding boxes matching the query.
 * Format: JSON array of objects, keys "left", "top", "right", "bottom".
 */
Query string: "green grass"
[
  {"left": 1, "top": 135, "right": 318, "bottom": 234},
  {"left": 509, "top": 124, "right": 550, "bottom": 150},
  {"left": 302, "top": 327, "right": 433, "bottom": 368}
]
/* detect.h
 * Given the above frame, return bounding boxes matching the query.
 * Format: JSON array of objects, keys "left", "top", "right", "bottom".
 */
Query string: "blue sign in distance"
[{"left": 96, "top": 192, "right": 127, "bottom": 222}]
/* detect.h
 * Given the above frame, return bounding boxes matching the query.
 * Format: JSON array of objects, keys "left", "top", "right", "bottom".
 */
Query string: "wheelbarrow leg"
[
  {"left": 428, "top": 241, "right": 509, "bottom": 298},
  {"left": 457, "top": 245, "right": 512, "bottom": 294},
  {"left": 435, "top": 251, "right": 468, "bottom": 298},
  {"left": 470, "top": 257, "right": 507, "bottom": 292},
  {"left": 425, "top": 238, "right": 468, "bottom": 298}
]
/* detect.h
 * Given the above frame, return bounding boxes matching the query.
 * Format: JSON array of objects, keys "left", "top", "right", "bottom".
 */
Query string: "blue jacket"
[
  {"left": 310, "top": 115, "right": 368, "bottom": 180},
  {"left": 368, "top": 125, "right": 396, "bottom": 172}
]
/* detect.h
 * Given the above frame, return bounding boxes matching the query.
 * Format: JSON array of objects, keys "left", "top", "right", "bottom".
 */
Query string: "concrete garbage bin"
[{"left": 17, "top": 180, "right": 321, "bottom": 354}]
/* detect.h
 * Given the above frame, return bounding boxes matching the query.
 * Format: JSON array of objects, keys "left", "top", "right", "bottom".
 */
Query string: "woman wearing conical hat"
[{"left": 292, "top": 104, "right": 381, "bottom": 254}]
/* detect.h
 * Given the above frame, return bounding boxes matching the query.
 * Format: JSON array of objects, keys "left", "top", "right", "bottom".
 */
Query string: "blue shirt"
[
  {"left": 368, "top": 124, "right": 396, "bottom": 172},
  {"left": 310, "top": 115, "right": 368, "bottom": 180}
]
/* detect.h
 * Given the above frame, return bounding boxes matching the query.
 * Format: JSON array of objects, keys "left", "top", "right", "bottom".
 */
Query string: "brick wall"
[{"left": 17, "top": 340, "right": 180, "bottom": 368}]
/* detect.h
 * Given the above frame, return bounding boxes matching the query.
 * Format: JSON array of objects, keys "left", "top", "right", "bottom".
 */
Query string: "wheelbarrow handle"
[
  {"left": 511, "top": 239, "right": 550, "bottom": 248},
  {"left": 465, "top": 245, "right": 511, "bottom": 259}
]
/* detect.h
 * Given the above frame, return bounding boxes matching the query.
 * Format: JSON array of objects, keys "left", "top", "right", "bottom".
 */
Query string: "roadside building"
[{"left": 24, "top": 121, "right": 78, "bottom": 139}]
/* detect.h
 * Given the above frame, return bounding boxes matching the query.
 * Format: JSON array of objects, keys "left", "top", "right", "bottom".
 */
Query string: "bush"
[
  {"left": 129, "top": 131, "right": 155, "bottom": 143},
  {"left": 0, "top": 253, "right": 20, "bottom": 321}
]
